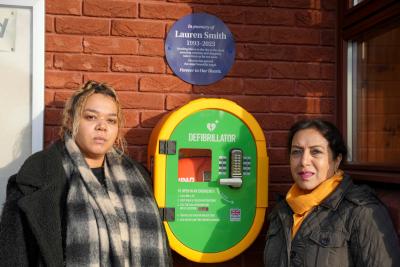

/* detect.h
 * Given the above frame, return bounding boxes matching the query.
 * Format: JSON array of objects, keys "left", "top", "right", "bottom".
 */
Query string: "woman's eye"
[
  {"left": 85, "top": 114, "right": 96, "bottom": 120},
  {"left": 107, "top": 118, "right": 117, "bottom": 124},
  {"left": 311, "top": 149, "right": 322, "bottom": 155},
  {"left": 291, "top": 149, "right": 302, "bottom": 156}
]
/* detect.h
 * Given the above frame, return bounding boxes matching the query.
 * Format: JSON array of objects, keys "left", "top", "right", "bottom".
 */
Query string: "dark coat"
[
  {"left": 0, "top": 141, "right": 68, "bottom": 266},
  {"left": 264, "top": 175, "right": 400, "bottom": 267},
  {"left": 0, "top": 141, "right": 160, "bottom": 267}
]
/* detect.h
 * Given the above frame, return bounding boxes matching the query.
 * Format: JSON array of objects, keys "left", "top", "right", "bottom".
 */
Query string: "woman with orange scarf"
[{"left": 263, "top": 119, "right": 400, "bottom": 267}]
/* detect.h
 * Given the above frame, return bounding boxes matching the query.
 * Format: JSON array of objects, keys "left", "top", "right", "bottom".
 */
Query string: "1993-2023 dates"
[{"left": 186, "top": 40, "right": 216, "bottom": 47}]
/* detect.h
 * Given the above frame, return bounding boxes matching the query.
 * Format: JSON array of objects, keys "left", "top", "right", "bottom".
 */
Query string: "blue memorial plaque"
[{"left": 165, "top": 13, "right": 236, "bottom": 85}]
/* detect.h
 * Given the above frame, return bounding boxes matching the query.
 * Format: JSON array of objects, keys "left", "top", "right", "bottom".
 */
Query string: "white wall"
[{"left": 0, "top": 1, "right": 44, "bottom": 212}]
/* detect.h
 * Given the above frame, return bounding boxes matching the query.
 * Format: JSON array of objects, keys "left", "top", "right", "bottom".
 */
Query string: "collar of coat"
[
  {"left": 15, "top": 140, "right": 67, "bottom": 267},
  {"left": 319, "top": 174, "right": 353, "bottom": 210},
  {"left": 275, "top": 174, "right": 378, "bottom": 218}
]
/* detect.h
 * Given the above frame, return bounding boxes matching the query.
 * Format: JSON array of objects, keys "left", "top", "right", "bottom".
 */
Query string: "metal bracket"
[
  {"left": 159, "top": 140, "right": 176, "bottom": 155},
  {"left": 159, "top": 207, "right": 175, "bottom": 221}
]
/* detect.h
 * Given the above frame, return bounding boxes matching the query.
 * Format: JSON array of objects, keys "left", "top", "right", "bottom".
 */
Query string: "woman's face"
[
  {"left": 290, "top": 128, "right": 341, "bottom": 192},
  {"left": 74, "top": 93, "right": 119, "bottom": 168}
]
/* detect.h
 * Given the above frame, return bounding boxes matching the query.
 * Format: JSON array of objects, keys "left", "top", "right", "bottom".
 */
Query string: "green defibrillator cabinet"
[{"left": 148, "top": 98, "right": 268, "bottom": 263}]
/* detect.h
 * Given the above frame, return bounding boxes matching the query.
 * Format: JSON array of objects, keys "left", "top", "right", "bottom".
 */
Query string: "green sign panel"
[{"left": 166, "top": 109, "right": 257, "bottom": 252}]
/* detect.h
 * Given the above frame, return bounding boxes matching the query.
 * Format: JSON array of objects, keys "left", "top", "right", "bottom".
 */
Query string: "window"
[
  {"left": 338, "top": 0, "right": 400, "bottom": 183},
  {"left": 178, "top": 149, "right": 211, "bottom": 182},
  {"left": 349, "top": 0, "right": 365, "bottom": 8}
]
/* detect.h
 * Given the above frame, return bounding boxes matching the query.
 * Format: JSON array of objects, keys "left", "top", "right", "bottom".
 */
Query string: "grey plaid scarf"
[{"left": 62, "top": 135, "right": 170, "bottom": 267}]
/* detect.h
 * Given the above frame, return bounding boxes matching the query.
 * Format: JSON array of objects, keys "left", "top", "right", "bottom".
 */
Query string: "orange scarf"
[{"left": 286, "top": 170, "right": 344, "bottom": 238}]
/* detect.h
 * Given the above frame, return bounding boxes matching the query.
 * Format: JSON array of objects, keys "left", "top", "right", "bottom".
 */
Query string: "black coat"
[
  {"left": 0, "top": 141, "right": 68, "bottom": 266},
  {"left": 264, "top": 175, "right": 400, "bottom": 267}
]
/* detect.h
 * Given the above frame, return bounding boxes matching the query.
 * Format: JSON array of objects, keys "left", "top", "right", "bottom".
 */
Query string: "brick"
[
  {"left": 46, "top": 71, "right": 82, "bottom": 88},
  {"left": 122, "top": 109, "right": 139, "bottom": 128},
  {"left": 84, "top": 73, "right": 138, "bottom": 91},
  {"left": 56, "top": 17, "right": 109, "bottom": 35},
  {"left": 83, "top": 36, "right": 138, "bottom": 54},
  {"left": 139, "top": 39, "right": 164, "bottom": 57},
  {"left": 321, "top": 30, "right": 335, "bottom": 45},
  {"left": 270, "top": 97, "right": 307, "bottom": 113},
  {"left": 46, "top": 15, "right": 54, "bottom": 32},
  {"left": 236, "top": 44, "right": 297, "bottom": 61},
  {"left": 46, "top": 34, "right": 83, "bottom": 52},
  {"left": 196, "top": 0, "right": 268, "bottom": 6},
  {"left": 46, "top": 54, "right": 53, "bottom": 69},
  {"left": 320, "top": 63, "right": 335, "bottom": 80},
  {"left": 126, "top": 145, "right": 147, "bottom": 164},
  {"left": 269, "top": 165, "right": 292, "bottom": 183},
  {"left": 270, "top": 0, "right": 318, "bottom": 9},
  {"left": 322, "top": 0, "right": 336, "bottom": 11},
  {"left": 55, "top": 54, "right": 109, "bottom": 71},
  {"left": 193, "top": 78, "right": 243, "bottom": 95},
  {"left": 122, "top": 128, "right": 152, "bottom": 145},
  {"left": 168, "top": 0, "right": 218, "bottom": 3},
  {"left": 44, "top": 126, "right": 59, "bottom": 144},
  {"left": 295, "top": 46, "right": 335, "bottom": 62},
  {"left": 112, "top": 20, "right": 165, "bottom": 38},
  {"left": 241, "top": 251, "right": 264, "bottom": 266},
  {"left": 54, "top": 91, "right": 73, "bottom": 107},
  {"left": 119, "top": 92, "right": 164, "bottom": 109},
  {"left": 229, "top": 61, "right": 270, "bottom": 78},
  {"left": 166, "top": 94, "right": 199, "bottom": 110},
  {"left": 271, "top": 62, "right": 320, "bottom": 79},
  {"left": 112, "top": 56, "right": 165, "bottom": 73},
  {"left": 141, "top": 111, "right": 168, "bottom": 128},
  {"left": 166, "top": 64, "right": 174, "bottom": 75},
  {"left": 268, "top": 147, "right": 289, "bottom": 165},
  {"left": 45, "top": 108, "right": 63, "bottom": 125},
  {"left": 270, "top": 97, "right": 334, "bottom": 114},
  {"left": 295, "top": 10, "right": 322, "bottom": 28},
  {"left": 45, "top": 90, "right": 55, "bottom": 107},
  {"left": 83, "top": 0, "right": 137, "bottom": 18},
  {"left": 245, "top": 8, "right": 295, "bottom": 26},
  {"left": 296, "top": 80, "right": 335, "bottom": 97},
  {"left": 271, "top": 28, "right": 320, "bottom": 45},
  {"left": 224, "top": 95, "right": 269, "bottom": 112},
  {"left": 230, "top": 25, "right": 270, "bottom": 43},
  {"left": 269, "top": 183, "right": 292, "bottom": 200},
  {"left": 140, "top": 75, "right": 191, "bottom": 93},
  {"left": 254, "top": 114, "right": 295, "bottom": 130},
  {"left": 320, "top": 11, "right": 336, "bottom": 29},
  {"left": 295, "top": 10, "right": 336, "bottom": 29},
  {"left": 46, "top": 0, "right": 81, "bottom": 15},
  {"left": 268, "top": 131, "right": 290, "bottom": 147},
  {"left": 243, "top": 79, "right": 294, "bottom": 96},
  {"left": 193, "top": 6, "right": 246, "bottom": 24},
  {"left": 140, "top": 2, "right": 192, "bottom": 20}
]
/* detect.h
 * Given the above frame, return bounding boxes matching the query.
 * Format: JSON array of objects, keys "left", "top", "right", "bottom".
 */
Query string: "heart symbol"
[{"left": 207, "top": 123, "right": 216, "bottom": 132}]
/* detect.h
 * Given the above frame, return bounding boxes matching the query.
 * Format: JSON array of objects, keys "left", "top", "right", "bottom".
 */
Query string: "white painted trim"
[
  {"left": 0, "top": 0, "right": 44, "bottom": 153},
  {"left": 31, "top": 0, "right": 45, "bottom": 153},
  {"left": 346, "top": 43, "right": 353, "bottom": 162}
]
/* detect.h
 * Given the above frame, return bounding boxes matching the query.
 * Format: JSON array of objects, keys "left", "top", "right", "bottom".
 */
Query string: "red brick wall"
[{"left": 44, "top": 0, "right": 337, "bottom": 266}]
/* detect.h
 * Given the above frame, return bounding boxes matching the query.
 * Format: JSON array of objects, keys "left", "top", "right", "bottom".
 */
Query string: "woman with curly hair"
[{"left": 0, "top": 81, "right": 171, "bottom": 267}]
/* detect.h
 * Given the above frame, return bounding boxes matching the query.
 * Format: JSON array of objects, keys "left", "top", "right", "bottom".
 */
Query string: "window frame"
[{"left": 338, "top": 0, "right": 400, "bottom": 184}]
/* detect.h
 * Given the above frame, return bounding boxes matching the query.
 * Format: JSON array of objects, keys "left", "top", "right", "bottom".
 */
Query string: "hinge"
[
  {"left": 159, "top": 207, "right": 175, "bottom": 221},
  {"left": 159, "top": 140, "right": 176, "bottom": 155}
]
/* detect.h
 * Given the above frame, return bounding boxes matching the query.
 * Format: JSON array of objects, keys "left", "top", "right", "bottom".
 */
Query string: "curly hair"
[{"left": 59, "top": 80, "right": 126, "bottom": 154}]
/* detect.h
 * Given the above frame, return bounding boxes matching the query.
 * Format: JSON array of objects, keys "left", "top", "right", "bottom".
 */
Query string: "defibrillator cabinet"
[{"left": 148, "top": 98, "right": 268, "bottom": 263}]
